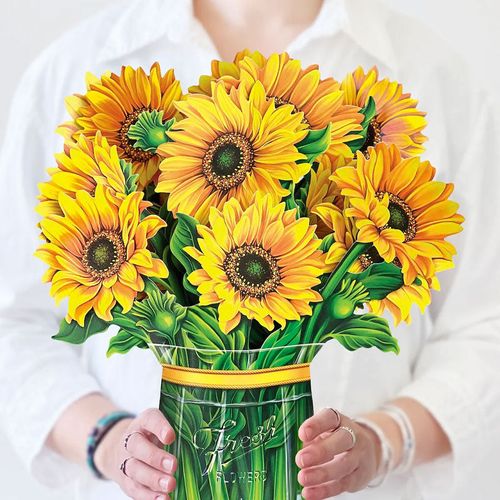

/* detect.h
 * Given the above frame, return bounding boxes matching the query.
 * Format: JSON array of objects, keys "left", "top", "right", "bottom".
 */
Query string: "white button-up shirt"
[{"left": 1, "top": 0, "right": 499, "bottom": 499}]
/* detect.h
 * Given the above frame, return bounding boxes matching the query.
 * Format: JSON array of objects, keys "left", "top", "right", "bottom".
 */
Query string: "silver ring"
[
  {"left": 120, "top": 457, "right": 131, "bottom": 477},
  {"left": 328, "top": 408, "right": 341, "bottom": 431},
  {"left": 337, "top": 425, "right": 357, "bottom": 448},
  {"left": 124, "top": 431, "right": 143, "bottom": 451}
]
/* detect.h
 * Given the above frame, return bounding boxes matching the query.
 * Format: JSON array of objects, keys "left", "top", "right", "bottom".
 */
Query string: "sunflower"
[
  {"left": 306, "top": 155, "right": 344, "bottom": 238},
  {"left": 312, "top": 203, "right": 359, "bottom": 272},
  {"left": 156, "top": 80, "right": 309, "bottom": 223},
  {"left": 358, "top": 242, "right": 439, "bottom": 324},
  {"left": 369, "top": 280, "right": 431, "bottom": 325},
  {"left": 332, "top": 143, "right": 464, "bottom": 284},
  {"left": 35, "top": 185, "right": 168, "bottom": 326},
  {"left": 341, "top": 66, "right": 427, "bottom": 158},
  {"left": 37, "top": 132, "right": 128, "bottom": 218},
  {"left": 59, "top": 63, "right": 182, "bottom": 188},
  {"left": 185, "top": 195, "right": 327, "bottom": 333},
  {"left": 238, "top": 52, "right": 363, "bottom": 162},
  {"left": 315, "top": 202, "right": 435, "bottom": 324},
  {"left": 190, "top": 51, "right": 363, "bottom": 163},
  {"left": 188, "top": 49, "right": 265, "bottom": 95}
]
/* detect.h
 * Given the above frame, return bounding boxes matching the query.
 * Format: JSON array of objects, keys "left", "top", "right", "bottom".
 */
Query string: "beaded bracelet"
[
  {"left": 86, "top": 410, "right": 136, "bottom": 479},
  {"left": 355, "top": 417, "right": 395, "bottom": 488},
  {"left": 380, "top": 404, "right": 416, "bottom": 473}
]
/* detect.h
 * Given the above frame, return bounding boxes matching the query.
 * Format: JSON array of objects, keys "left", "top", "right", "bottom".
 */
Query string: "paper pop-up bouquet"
[{"left": 35, "top": 51, "right": 463, "bottom": 499}]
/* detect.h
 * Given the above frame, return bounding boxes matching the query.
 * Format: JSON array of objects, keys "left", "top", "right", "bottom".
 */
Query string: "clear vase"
[{"left": 151, "top": 343, "right": 324, "bottom": 500}]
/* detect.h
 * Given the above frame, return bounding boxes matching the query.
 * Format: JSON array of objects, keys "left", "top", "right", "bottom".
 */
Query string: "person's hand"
[
  {"left": 295, "top": 408, "right": 381, "bottom": 499},
  {"left": 94, "top": 408, "right": 177, "bottom": 500}
]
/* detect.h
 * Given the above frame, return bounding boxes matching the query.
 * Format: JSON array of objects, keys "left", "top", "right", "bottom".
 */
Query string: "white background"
[{"left": 0, "top": 1, "right": 498, "bottom": 498}]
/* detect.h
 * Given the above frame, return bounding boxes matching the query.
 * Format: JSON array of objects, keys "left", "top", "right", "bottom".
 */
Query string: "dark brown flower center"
[
  {"left": 361, "top": 118, "right": 382, "bottom": 155},
  {"left": 119, "top": 108, "right": 156, "bottom": 162},
  {"left": 359, "top": 246, "right": 385, "bottom": 270},
  {"left": 377, "top": 192, "right": 417, "bottom": 242},
  {"left": 82, "top": 230, "right": 125, "bottom": 279},
  {"left": 223, "top": 244, "right": 281, "bottom": 298},
  {"left": 359, "top": 247, "right": 403, "bottom": 271},
  {"left": 202, "top": 133, "right": 255, "bottom": 192},
  {"left": 273, "top": 96, "right": 295, "bottom": 109}
]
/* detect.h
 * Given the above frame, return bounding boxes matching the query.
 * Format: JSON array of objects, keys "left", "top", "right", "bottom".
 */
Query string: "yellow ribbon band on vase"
[{"left": 162, "top": 363, "right": 311, "bottom": 389}]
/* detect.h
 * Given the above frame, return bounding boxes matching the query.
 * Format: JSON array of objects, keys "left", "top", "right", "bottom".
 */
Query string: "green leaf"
[
  {"left": 212, "top": 352, "right": 239, "bottom": 370},
  {"left": 52, "top": 312, "right": 110, "bottom": 344},
  {"left": 348, "top": 97, "right": 377, "bottom": 154},
  {"left": 320, "top": 313, "right": 399, "bottom": 354},
  {"left": 170, "top": 213, "right": 201, "bottom": 278},
  {"left": 107, "top": 329, "right": 149, "bottom": 357},
  {"left": 296, "top": 124, "right": 331, "bottom": 163},
  {"left": 296, "top": 171, "right": 312, "bottom": 211},
  {"left": 119, "top": 159, "right": 139, "bottom": 195},
  {"left": 319, "top": 233, "right": 335, "bottom": 253},
  {"left": 111, "top": 308, "right": 143, "bottom": 333},
  {"left": 346, "top": 261, "right": 404, "bottom": 300},
  {"left": 178, "top": 306, "right": 249, "bottom": 367},
  {"left": 182, "top": 274, "right": 199, "bottom": 297},
  {"left": 252, "top": 321, "right": 302, "bottom": 369},
  {"left": 181, "top": 307, "right": 229, "bottom": 365}
]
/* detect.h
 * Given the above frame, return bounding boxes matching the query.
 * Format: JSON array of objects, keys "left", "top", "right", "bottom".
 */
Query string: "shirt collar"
[{"left": 97, "top": 0, "right": 398, "bottom": 74}]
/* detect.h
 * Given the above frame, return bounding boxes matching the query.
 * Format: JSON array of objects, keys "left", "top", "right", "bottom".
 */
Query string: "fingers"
[
  {"left": 301, "top": 471, "right": 359, "bottom": 500},
  {"left": 125, "top": 430, "right": 177, "bottom": 474},
  {"left": 299, "top": 408, "right": 342, "bottom": 443},
  {"left": 123, "top": 457, "right": 176, "bottom": 494},
  {"left": 134, "top": 408, "right": 175, "bottom": 446},
  {"left": 298, "top": 451, "right": 357, "bottom": 488},
  {"left": 121, "top": 475, "right": 170, "bottom": 500},
  {"left": 296, "top": 425, "right": 356, "bottom": 468}
]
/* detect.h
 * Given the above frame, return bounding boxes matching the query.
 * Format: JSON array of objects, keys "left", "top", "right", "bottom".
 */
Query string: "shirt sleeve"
[
  {"left": 396, "top": 93, "right": 500, "bottom": 497},
  {"left": 0, "top": 57, "right": 102, "bottom": 488}
]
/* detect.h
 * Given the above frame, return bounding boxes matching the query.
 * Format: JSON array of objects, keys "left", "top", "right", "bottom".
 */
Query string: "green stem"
[
  {"left": 322, "top": 242, "right": 371, "bottom": 298},
  {"left": 301, "top": 242, "right": 371, "bottom": 349},
  {"left": 248, "top": 406, "right": 265, "bottom": 500},
  {"left": 177, "top": 440, "right": 202, "bottom": 500},
  {"left": 273, "top": 445, "right": 287, "bottom": 500},
  {"left": 148, "top": 276, "right": 175, "bottom": 295},
  {"left": 207, "top": 458, "right": 230, "bottom": 500}
]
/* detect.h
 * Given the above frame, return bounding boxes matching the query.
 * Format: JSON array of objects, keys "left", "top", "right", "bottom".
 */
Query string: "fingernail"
[
  {"left": 161, "top": 427, "right": 169, "bottom": 443},
  {"left": 303, "top": 426, "right": 312, "bottom": 441},
  {"left": 298, "top": 451, "right": 310, "bottom": 467},
  {"left": 155, "top": 496, "right": 165, "bottom": 500},
  {"left": 163, "top": 457, "right": 174, "bottom": 472},
  {"left": 159, "top": 477, "right": 169, "bottom": 491}
]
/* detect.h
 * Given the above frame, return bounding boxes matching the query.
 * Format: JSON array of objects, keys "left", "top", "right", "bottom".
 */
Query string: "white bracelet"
[
  {"left": 355, "top": 417, "right": 395, "bottom": 488},
  {"left": 380, "top": 404, "right": 416, "bottom": 473}
]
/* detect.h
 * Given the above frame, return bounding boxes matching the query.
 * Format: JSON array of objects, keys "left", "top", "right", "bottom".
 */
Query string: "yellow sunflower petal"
[{"left": 186, "top": 195, "right": 326, "bottom": 332}]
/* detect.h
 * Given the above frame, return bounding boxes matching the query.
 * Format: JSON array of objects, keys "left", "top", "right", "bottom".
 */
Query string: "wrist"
[
  {"left": 93, "top": 417, "right": 134, "bottom": 480},
  {"left": 360, "top": 421, "right": 383, "bottom": 473},
  {"left": 362, "top": 411, "right": 404, "bottom": 469}
]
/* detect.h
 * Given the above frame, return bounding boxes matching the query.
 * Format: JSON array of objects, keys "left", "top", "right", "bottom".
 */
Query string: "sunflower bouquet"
[{"left": 35, "top": 51, "right": 463, "bottom": 499}]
